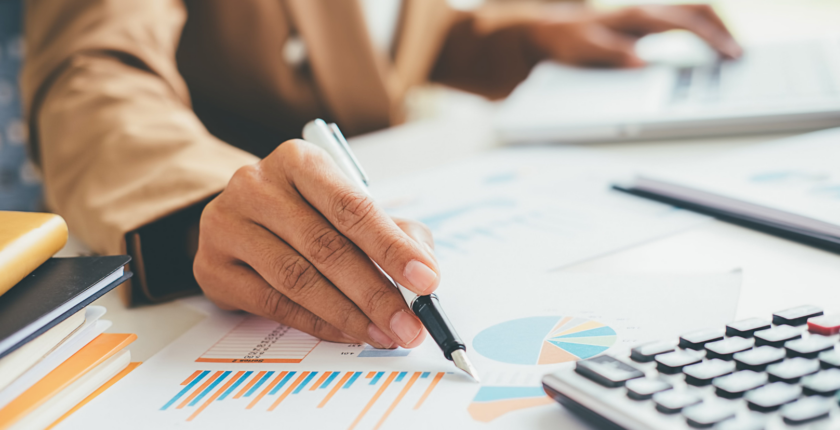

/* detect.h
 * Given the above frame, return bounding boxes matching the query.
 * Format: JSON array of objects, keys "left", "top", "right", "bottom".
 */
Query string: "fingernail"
[
  {"left": 390, "top": 310, "right": 422, "bottom": 346},
  {"left": 404, "top": 259, "right": 438, "bottom": 294},
  {"left": 368, "top": 323, "right": 395, "bottom": 349}
]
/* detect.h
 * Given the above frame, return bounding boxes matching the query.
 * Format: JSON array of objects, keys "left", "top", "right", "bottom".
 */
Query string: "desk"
[{"left": 60, "top": 108, "right": 840, "bottom": 362}]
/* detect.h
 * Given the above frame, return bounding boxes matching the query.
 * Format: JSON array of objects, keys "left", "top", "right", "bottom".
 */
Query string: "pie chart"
[{"left": 473, "top": 316, "right": 617, "bottom": 365}]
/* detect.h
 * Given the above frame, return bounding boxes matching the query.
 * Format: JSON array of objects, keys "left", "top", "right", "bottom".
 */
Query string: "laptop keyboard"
[
  {"left": 543, "top": 305, "right": 840, "bottom": 429},
  {"left": 671, "top": 42, "right": 838, "bottom": 106}
]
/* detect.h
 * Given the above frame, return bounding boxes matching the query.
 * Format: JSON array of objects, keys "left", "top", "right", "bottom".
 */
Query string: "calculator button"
[
  {"left": 784, "top": 335, "right": 834, "bottom": 359},
  {"left": 684, "top": 359, "right": 736, "bottom": 386},
  {"left": 807, "top": 314, "right": 840, "bottom": 336},
  {"left": 767, "top": 357, "right": 819, "bottom": 383},
  {"left": 780, "top": 397, "right": 832, "bottom": 425},
  {"left": 745, "top": 382, "right": 801, "bottom": 412},
  {"left": 656, "top": 350, "right": 704, "bottom": 374},
  {"left": 772, "top": 305, "right": 823, "bottom": 326},
  {"left": 653, "top": 389, "right": 702, "bottom": 414},
  {"left": 706, "top": 337, "right": 754, "bottom": 360},
  {"left": 625, "top": 378, "right": 672, "bottom": 400},
  {"left": 801, "top": 369, "right": 840, "bottom": 396},
  {"left": 819, "top": 348, "right": 840, "bottom": 369},
  {"left": 680, "top": 329, "right": 725, "bottom": 350},
  {"left": 753, "top": 326, "right": 801, "bottom": 348},
  {"left": 715, "top": 413, "right": 766, "bottom": 430},
  {"left": 733, "top": 346, "right": 786, "bottom": 371},
  {"left": 726, "top": 318, "right": 771, "bottom": 338},
  {"left": 683, "top": 399, "right": 736, "bottom": 428},
  {"left": 574, "top": 355, "right": 644, "bottom": 388},
  {"left": 712, "top": 370, "right": 768, "bottom": 399},
  {"left": 630, "top": 341, "right": 675, "bottom": 363}
]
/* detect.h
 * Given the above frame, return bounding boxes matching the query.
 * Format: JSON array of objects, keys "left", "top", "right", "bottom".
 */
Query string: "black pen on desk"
[{"left": 302, "top": 119, "right": 480, "bottom": 382}]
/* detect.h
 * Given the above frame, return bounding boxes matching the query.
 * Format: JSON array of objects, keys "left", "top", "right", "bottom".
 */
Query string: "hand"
[
  {"left": 526, "top": 4, "right": 742, "bottom": 68},
  {"left": 193, "top": 139, "right": 440, "bottom": 349}
]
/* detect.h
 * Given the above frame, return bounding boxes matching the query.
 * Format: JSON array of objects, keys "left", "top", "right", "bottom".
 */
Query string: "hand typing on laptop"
[
  {"left": 193, "top": 140, "right": 439, "bottom": 350},
  {"left": 524, "top": 4, "right": 742, "bottom": 68}
]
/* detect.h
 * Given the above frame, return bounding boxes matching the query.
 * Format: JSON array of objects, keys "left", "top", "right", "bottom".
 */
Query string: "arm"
[{"left": 22, "top": 0, "right": 258, "bottom": 303}]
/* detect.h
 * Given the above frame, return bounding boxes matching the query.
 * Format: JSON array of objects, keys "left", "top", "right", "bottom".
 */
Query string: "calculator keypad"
[{"left": 562, "top": 306, "right": 840, "bottom": 429}]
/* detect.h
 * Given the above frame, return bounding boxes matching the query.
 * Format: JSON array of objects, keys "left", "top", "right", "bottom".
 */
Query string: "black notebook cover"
[{"left": 0, "top": 255, "right": 132, "bottom": 360}]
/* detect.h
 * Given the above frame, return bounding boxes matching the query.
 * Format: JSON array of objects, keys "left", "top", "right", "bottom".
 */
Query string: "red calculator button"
[{"left": 808, "top": 314, "right": 840, "bottom": 336}]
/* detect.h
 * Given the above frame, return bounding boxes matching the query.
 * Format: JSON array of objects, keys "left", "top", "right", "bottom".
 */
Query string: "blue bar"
[
  {"left": 420, "top": 372, "right": 430, "bottom": 379},
  {"left": 189, "top": 371, "right": 231, "bottom": 406},
  {"left": 269, "top": 372, "right": 297, "bottom": 395},
  {"left": 161, "top": 371, "right": 209, "bottom": 410},
  {"left": 343, "top": 372, "right": 362, "bottom": 389},
  {"left": 395, "top": 372, "right": 407, "bottom": 382},
  {"left": 245, "top": 371, "right": 274, "bottom": 397},
  {"left": 320, "top": 371, "right": 339, "bottom": 389},
  {"left": 370, "top": 372, "right": 384, "bottom": 385},
  {"left": 292, "top": 372, "right": 318, "bottom": 394},
  {"left": 219, "top": 371, "right": 253, "bottom": 401}
]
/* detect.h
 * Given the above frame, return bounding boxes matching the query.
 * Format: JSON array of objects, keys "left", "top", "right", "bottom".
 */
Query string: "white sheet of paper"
[{"left": 56, "top": 271, "right": 740, "bottom": 430}]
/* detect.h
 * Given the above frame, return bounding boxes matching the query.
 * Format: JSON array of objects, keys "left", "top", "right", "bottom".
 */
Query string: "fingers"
[
  {"left": 276, "top": 140, "right": 441, "bottom": 296},
  {"left": 604, "top": 5, "right": 742, "bottom": 59},
  {"left": 195, "top": 256, "right": 354, "bottom": 344},
  {"left": 230, "top": 219, "right": 421, "bottom": 349},
  {"left": 576, "top": 25, "right": 644, "bottom": 68}
]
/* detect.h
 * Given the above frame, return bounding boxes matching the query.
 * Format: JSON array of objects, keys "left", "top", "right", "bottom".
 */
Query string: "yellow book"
[
  {"left": 0, "top": 333, "right": 136, "bottom": 430},
  {"left": 0, "top": 211, "right": 68, "bottom": 297}
]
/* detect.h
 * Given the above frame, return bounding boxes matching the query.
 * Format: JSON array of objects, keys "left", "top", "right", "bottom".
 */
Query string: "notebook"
[
  {"left": 616, "top": 127, "right": 840, "bottom": 253},
  {"left": 0, "top": 256, "right": 132, "bottom": 360},
  {"left": 0, "top": 211, "right": 67, "bottom": 297}
]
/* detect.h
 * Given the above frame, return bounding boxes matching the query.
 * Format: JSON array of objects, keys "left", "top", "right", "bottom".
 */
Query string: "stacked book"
[{"left": 0, "top": 211, "right": 136, "bottom": 429}]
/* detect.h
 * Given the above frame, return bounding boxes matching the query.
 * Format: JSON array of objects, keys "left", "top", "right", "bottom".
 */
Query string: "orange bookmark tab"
[{"left": 0, "top": 333, "right": 136, "bottom": 429}]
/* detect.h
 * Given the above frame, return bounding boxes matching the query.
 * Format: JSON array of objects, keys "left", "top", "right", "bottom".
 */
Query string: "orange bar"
[
  {"left": 178, "top": 371, "right": 223, "bottom": 409},
  {"left": 348, "top": 372, "right": 398, "bottom": 430},
  {"left": 318, "top": 372, "right": 353, "bottom": 408},
  {"left": 310, "top": 372, "right": 331, "bottom": 391},
  {"left": 267, "top": 372, "right": 310, "bottom": 411},
  {"left": 195, "top": 358, "right": 303, "bottom": 364},
  {"left": 373, "top": 372, "right": 421, "bottom": 430},
  {"left": 234, "top": 371, "right": 266, "bottom": 399},
  {"left": 413, "top": 372, "right": 444, "bottom": 410},
  {"left": 246, "top": 371, "right": 287, "bottom": 410},
  {"left": 182, "top": 370, "right": 202, "bottom": 386},
  {"left": 187, "top": 371, "right": 244, "bottom": 421},
  {"left": 365, "top": 372, "right": 376, "bottom": 378}
]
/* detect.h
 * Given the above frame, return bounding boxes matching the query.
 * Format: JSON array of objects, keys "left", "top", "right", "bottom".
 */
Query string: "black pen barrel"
[{"left": 411, "top": 294, "right": 465, "bottom": 361}]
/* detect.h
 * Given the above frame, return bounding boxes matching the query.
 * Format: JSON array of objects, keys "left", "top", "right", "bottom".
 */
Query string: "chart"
[
  {"left": 160, "top": 369, "right": 447, "bottom": 429},
  {"left": 196, "top": 316, "right": 320, "bottom": 363},
  {"left": 467, "top": 386, "right": 553, "bottom": 422},
  {"left": 473, "top": 316, "right": 617, "bottom": 365}
]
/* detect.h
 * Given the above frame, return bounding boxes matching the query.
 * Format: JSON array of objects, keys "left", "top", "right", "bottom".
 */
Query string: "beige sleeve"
[{"left": 21, "top": 0, "right": 258, "bottom": 300}]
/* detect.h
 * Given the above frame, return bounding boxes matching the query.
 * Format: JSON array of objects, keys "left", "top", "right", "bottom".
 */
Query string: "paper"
[
  {"left": 639, "top": 127, "right": 840, "bottom": 228},
  {"left": 372, "top": 147, "right": 710, "bottom": 275},
  {"left": 55, "top": 271, "right": 741, "bottom": 430}
]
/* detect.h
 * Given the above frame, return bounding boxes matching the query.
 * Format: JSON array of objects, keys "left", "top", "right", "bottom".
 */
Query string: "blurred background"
[{"left": 1, "top": 0, "right": 839, "bottom": 212}]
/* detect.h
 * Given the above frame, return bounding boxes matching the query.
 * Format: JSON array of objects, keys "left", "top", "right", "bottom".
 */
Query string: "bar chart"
[
  {"left": 196, "top": 316, "right": 321, "bottom": 363},
  {"left": 161, "top": 369, "right": 447, "bottom": 429}
]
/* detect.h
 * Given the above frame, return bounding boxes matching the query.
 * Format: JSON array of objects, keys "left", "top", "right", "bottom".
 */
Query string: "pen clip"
[{"left": 328, "top": 123, "right": 369, "bottom": 187}]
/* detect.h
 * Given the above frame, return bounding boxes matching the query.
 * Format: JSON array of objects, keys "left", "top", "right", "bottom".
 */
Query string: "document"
[
  {"left": 56, "top": 147, "right": 727, "bottom": 429},
  {"left": 55, "top": 271, "right": 740, "bottom": 430}
]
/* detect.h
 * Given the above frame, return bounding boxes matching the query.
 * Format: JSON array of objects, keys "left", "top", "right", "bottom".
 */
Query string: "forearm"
[{"left": 430, "top": 3, "right": 548, "bottom": 100}]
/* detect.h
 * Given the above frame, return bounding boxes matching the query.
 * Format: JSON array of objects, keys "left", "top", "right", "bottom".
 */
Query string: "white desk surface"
[{"left": 62, "top": 109, "right": 840, "bottom": 362}]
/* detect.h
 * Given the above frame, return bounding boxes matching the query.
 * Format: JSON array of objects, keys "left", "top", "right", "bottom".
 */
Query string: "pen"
[{"left": 302, "top": 119, "right": 480, "bottom": 382}]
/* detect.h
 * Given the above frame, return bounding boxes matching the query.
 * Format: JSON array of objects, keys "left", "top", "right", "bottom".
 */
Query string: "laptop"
[{"left": 496, "top": 33, "right": 840, "bottom": 143}]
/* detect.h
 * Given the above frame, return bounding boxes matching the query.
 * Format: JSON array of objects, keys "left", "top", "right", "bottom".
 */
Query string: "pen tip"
[{"left": 451, "top": 349, "right": 481, "bottom": 383}]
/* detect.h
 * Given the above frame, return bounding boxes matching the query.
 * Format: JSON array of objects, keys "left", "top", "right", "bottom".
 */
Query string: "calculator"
[{"left": 542, "top": 305, "right": 840, "bottom": 429}]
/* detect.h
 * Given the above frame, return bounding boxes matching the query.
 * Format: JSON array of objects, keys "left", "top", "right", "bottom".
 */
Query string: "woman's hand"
[
  {"left": 194, "top": 139, "right": 439, "bottom": 349},
  {"left": 527, "top": 4, "right": 742, "bottom": 68}
]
